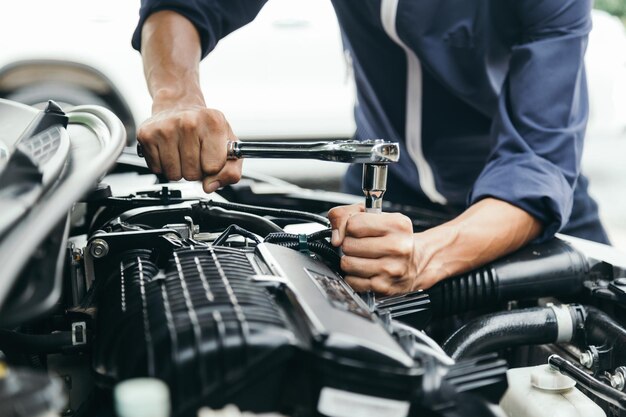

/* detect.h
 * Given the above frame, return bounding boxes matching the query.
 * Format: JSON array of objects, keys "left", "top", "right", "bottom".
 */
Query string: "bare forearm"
[
  {"left": 413, "top": 198, "right": 543, "bottom": 287},
  {"left": 140, "top": 11, "right": 205, "bottom": 109},
  {"left": 137, "top": 11, "right": 242, "bottom": 192}
]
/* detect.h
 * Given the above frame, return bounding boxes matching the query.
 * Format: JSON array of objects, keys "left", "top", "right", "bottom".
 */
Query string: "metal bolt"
[
  {"left": 89, "top": 239, "right": 109, "bottom": 258},
  {"left": 579, "top": 350, "right": 594, "bottom": 368},
  {"left": 611, "top": 372, "right": 626, "bottom": 391},
  {"left": 611, "top": 367, "right": 626, "bottom": 391}
]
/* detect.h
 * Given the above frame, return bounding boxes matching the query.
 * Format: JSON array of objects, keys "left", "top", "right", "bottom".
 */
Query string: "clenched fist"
[
  {"left": 329, "top": 205, "right": 429, "bottom": 295},
  {"left": 137, "top": 104, "right": 242, "bottom": 194}
]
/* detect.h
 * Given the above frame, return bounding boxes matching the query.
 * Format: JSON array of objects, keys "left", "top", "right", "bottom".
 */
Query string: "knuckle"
[
  {"left": 341, "top": 237, "right": 355, "bottom": 254},
  {"left": 384, "top": 262, "right": 405, "bottom": 278},
  {"left": 203, "top": 109, "right": 226, "bottom": 128},
  {"left": 345, "top": 216, "right": 360, "bottom": 235},
  {"left": 340, "top": 256, "right": 351, "bottom": 272},
  {"left": 372, "top": 278, "right": 392, "bottom": 296},
  {"left": 328, "top": 207, "right": 348, "bottom": 226},
  {"left": 179, "top": 116, "right": 198, "bottom": 134},
  {"left": 155, "top": 124, "right": 176, "bottom": 140},
  {"left": 327, "top": 207, "right": 340, "bottom": 222},
  {"left": 380, "top": 263, "right": 394, "bottom": 276},
  {"left": 391, "top": 238, "right": 413, "bottom": 257},
  {"left": 394, "top": 214, "right": 413, "bottom": 231},
  {"left": 136, "top": 126, "right": 149, "bottom": 141}
]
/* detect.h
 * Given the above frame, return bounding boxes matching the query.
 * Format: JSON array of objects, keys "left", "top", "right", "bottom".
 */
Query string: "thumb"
[{"left": 327, "top": 204, "right": 364, "bottom": 246}]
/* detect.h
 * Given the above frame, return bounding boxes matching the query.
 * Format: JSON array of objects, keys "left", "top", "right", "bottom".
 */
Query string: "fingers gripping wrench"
[{"left": 226, "top": 140, "right": 400, "bottom": 213}]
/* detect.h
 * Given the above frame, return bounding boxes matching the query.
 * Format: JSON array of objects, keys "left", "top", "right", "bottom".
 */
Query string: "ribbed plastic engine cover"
[
  {"left": 94, "top": 246, "right": 297, "bottom": 414},
  {"left": 93, "top": 243, "right": 422, "bottom": 416}
]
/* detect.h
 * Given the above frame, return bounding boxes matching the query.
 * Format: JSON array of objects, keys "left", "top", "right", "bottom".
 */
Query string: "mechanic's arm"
[
  {"left": 329, "top": 198, "right": 541, "bottom": 294},
  {"left": 133, "top": 1, "right": 267, "bottom": 192},
  {"left": 330, "top": 0, "right": 592, "bottom": 295},
  {"left": 138, "top": 11, "right": 240, "bottom": 192}
]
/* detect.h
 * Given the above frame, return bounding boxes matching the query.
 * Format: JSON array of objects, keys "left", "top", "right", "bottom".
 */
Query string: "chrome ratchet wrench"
[{"left": 226, "top": 139, "right": 400, "bottom": 213}]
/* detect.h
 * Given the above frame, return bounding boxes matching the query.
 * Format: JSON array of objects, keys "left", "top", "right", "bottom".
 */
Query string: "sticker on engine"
[{"left": 317, "top": 387, "right": 410, "bottom": 417}]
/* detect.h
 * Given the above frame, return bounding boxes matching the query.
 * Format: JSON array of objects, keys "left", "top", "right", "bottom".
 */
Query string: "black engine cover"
[{"left": 93, "top": 243, "right": 503, "bottom": 417}]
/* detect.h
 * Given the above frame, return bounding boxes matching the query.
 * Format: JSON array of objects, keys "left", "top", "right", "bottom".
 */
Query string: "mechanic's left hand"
[{"left": 328, "top": 204, "right": 439, "bottom": 295}]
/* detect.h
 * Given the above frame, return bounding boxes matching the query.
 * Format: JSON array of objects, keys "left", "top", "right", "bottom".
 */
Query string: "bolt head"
[
  {"left": 611, "top": 372, "right": 626, "bottom": 391},
  {"left": 90, "top": 239, "right": 109, "bottom": 258},
  {"left": 579, "top": 351, "right": 594, "bottom": 368}
]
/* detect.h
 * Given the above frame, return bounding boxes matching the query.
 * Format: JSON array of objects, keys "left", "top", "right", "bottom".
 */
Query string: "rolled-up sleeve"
[
  {"left": 469, "top": 0, "right": 592, "bottom": 241},
  {"left": 132, "top": 0, "right": 268, "bottom": 58}
]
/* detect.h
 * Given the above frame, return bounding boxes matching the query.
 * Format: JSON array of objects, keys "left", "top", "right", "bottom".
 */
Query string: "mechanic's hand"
[
  {"left": 137, "top": 102, "right": 242, "bottom": 194},
  {"left": 329, "top": 204, "right": 442, "bottom": 296}
]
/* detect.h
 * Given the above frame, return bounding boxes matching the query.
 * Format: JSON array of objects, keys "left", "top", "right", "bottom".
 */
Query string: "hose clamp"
[{"left": 549, "top": 304, "right": 574, "bottom": 343}]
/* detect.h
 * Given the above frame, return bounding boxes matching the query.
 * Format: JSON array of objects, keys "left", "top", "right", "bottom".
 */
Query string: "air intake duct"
[{"left": 428, "top": 239, "right": 589, "bottom": 316}]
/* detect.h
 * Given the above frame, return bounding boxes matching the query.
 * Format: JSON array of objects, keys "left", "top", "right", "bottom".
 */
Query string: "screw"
[
  {"left": 579, "top": 350, "right": 594, "bottom": 368},
  {"left": 89, "top": 239, "right": 109, "bottom": 258}
]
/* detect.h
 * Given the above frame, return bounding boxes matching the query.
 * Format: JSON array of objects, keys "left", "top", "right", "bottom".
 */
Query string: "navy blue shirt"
[{"left": 132, "top": 0, "right": 608, "bottom": 244}]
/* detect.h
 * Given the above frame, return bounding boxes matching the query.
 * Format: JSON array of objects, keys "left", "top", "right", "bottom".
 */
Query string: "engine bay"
[{"left": 3, "top": 100, "right": 626, "bottom": 417}]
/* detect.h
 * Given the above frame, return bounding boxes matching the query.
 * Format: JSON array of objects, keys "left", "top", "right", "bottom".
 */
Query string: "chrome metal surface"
[
  {"left": 362, "top": 164, "right": 388, "bottom": 214},
  {"left": 227, "top": 139, "right": 400, "bottom": 164},
  {"left": 89, "top": 239, "right": 109, "bottom": 259}
]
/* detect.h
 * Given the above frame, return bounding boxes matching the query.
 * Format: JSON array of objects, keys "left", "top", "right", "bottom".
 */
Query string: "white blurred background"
[{"left": 0, "top": 0, "right": 625, "bottom": 249}]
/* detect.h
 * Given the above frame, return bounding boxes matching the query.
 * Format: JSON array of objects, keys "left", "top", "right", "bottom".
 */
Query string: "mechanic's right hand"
[{"left": 137, "top": 104, "right": 243, "bottom": 194}]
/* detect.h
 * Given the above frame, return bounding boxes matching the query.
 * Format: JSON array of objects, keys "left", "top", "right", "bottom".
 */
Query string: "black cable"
[
  {"left": 213, "top": 224, "right": 262, "bottom": 246},
  {"left": 264, "top": 228, "right": 332, "bottom": 244},
  {"left": 199, "top": 200, "right": 331, "bottom": 227},
  {"left": 308, "top": 228, "right": 333, "bottom": 241},
  {"left": 263, "top": 228, "right": 340, "bottom": 269},
  {"left": 277, "top": 241, "right": 341, "bottom": 270},
  {"left": 548, "top": 354, "right": 626, "bottom": 410},
  {"left": 0, "top": 329, "right": 74, "bottom": 354}
]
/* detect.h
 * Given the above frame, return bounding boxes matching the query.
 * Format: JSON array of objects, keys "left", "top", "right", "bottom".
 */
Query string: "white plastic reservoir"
[{"left": 500, "top": 364, "right": 606, "bottom": 417}]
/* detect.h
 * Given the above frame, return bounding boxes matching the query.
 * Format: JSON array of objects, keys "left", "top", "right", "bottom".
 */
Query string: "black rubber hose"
[
  {"left": 428, "top": 239, "right": 589, "bottom": 316},
  {"left": 578, "top": 306, "right": 626, "bottom": 370},
  {"left": 548, "top": 354, "right": 626, "bottom": 410},
  {"left": 442, "top": 307, "right": 564, "bottom": 360},
  {"left": 194, "top": 205, "right": 283, "bottom": 235},
  {"left": 0, "top": 330, "right": 74, "bottom": 354},
  {"left": 198, "top": 200, "right": 331, "bottom": 227},
  {"left": 274, "top": 240, "right": 341, "bottom": 271},
  {"left": 584, "top": 306, "right": 626, "bottom": 346}
]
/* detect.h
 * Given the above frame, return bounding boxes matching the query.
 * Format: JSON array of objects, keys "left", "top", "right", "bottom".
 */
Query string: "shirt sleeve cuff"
[
  {"left": 131, "top": 1, "right": 218, "bottom": 58},
  {"left": 468, "top": 154, "right": 575, "bottom": 243}
]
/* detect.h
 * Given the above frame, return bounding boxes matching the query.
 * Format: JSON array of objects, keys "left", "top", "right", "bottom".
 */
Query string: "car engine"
[{"left": 2, "top": 100, "right": 626, "bottom": 417}]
